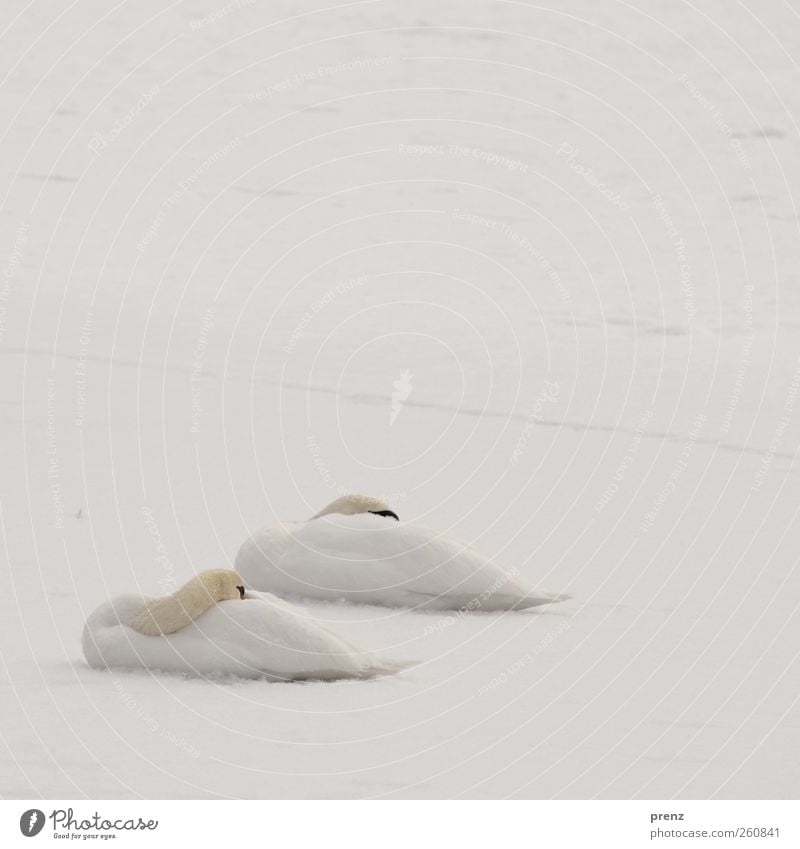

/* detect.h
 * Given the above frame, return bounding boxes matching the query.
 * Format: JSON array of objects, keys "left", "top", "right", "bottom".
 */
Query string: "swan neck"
[{"left": 130, "top": 578, "right": 219, "bottom": 636}]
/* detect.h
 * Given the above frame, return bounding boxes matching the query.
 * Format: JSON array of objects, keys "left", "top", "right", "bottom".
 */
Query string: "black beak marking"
[
  {"left": 369, "top": 509, "right": 400, "bottom": 522},
  {"left": 236, "top": 585, "right": 245, "bottom": 599}
]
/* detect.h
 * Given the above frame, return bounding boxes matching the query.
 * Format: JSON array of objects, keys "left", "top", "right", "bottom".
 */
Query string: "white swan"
[
  {"left": 236, "top": 495, "right": 567, "bottom": 611},
  {"left": 82, "top": 569, "right": 404, "bottom": 681}
]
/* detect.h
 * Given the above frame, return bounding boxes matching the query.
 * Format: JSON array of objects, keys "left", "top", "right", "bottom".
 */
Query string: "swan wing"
[
  {"left": 238, "top": 516, "right": 551, "bottom": 609},
  {"left": 83, "top": 592, "right": 400, "bottom": 680}
]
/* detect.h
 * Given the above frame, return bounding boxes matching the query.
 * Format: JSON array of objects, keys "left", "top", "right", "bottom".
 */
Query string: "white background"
[{"left": 0, "top": 0, "right": 799, "bottom": 799}]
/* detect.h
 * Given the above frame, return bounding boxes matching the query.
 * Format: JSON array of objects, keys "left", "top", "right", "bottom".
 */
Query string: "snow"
[{"left": 1, "top": 0, "right": 799, "bottom": 799}]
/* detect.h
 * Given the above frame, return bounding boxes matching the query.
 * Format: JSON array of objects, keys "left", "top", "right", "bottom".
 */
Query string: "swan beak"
[
  {"left": 369, "top": 509, "right": 400, "bottom": 521},
  {"left": 236, "top": 585, "right": 245, "bottom": 599}
]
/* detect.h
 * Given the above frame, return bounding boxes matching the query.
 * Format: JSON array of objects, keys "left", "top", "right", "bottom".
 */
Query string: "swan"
[
  {"left": 236, "top": 495, "right": 567, "bottom": 611},
  {"left": 82, "top": 569, "right": 405, "bottom": 681}
]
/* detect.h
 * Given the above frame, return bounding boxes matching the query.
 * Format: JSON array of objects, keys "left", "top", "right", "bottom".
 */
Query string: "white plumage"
[
  {"left": 82, "top": 570, "right": 405, "bottom": 681},
  {"left": 236, "top": 497, "right": 567, "bottom": 611}
]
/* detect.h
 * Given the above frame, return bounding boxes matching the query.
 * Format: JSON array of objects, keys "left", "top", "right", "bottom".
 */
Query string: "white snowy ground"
[{"left": 1, "top": 0, "right": 799, "bottom": 799}]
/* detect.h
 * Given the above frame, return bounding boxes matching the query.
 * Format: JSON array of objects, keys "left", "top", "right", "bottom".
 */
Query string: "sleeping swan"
[
  {"left": 236, "top": 495, "right": 567, "bottom": 611},
  {"left": 82, "top": 569, "right": 404, "bottom": 681}
]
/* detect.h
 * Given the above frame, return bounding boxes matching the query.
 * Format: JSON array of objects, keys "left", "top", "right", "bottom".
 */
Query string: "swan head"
[
  {"left": 312, "top": 494, "right": 399, "bottom": 522},
  {"left": 130, "top": 569, "right": 246, "bottom": 636},
  {"left": 200, "top": 568, "right": 247, "bottom": 601}
]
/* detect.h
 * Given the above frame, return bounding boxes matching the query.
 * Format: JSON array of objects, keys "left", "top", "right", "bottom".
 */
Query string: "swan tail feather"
[
  {"left": 514, "top": 591, "right": 571, "bottom": 609},
  {"left": 412, "top": 590, "right": 570, "bottom": 611},
  {"left": 361, "top": 656, "right": 414, "bottom": 678}
]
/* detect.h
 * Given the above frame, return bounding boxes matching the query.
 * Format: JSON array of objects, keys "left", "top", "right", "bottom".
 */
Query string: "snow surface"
[{"left": 1, "top": 0, "right": 799, "bottom": 799}]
